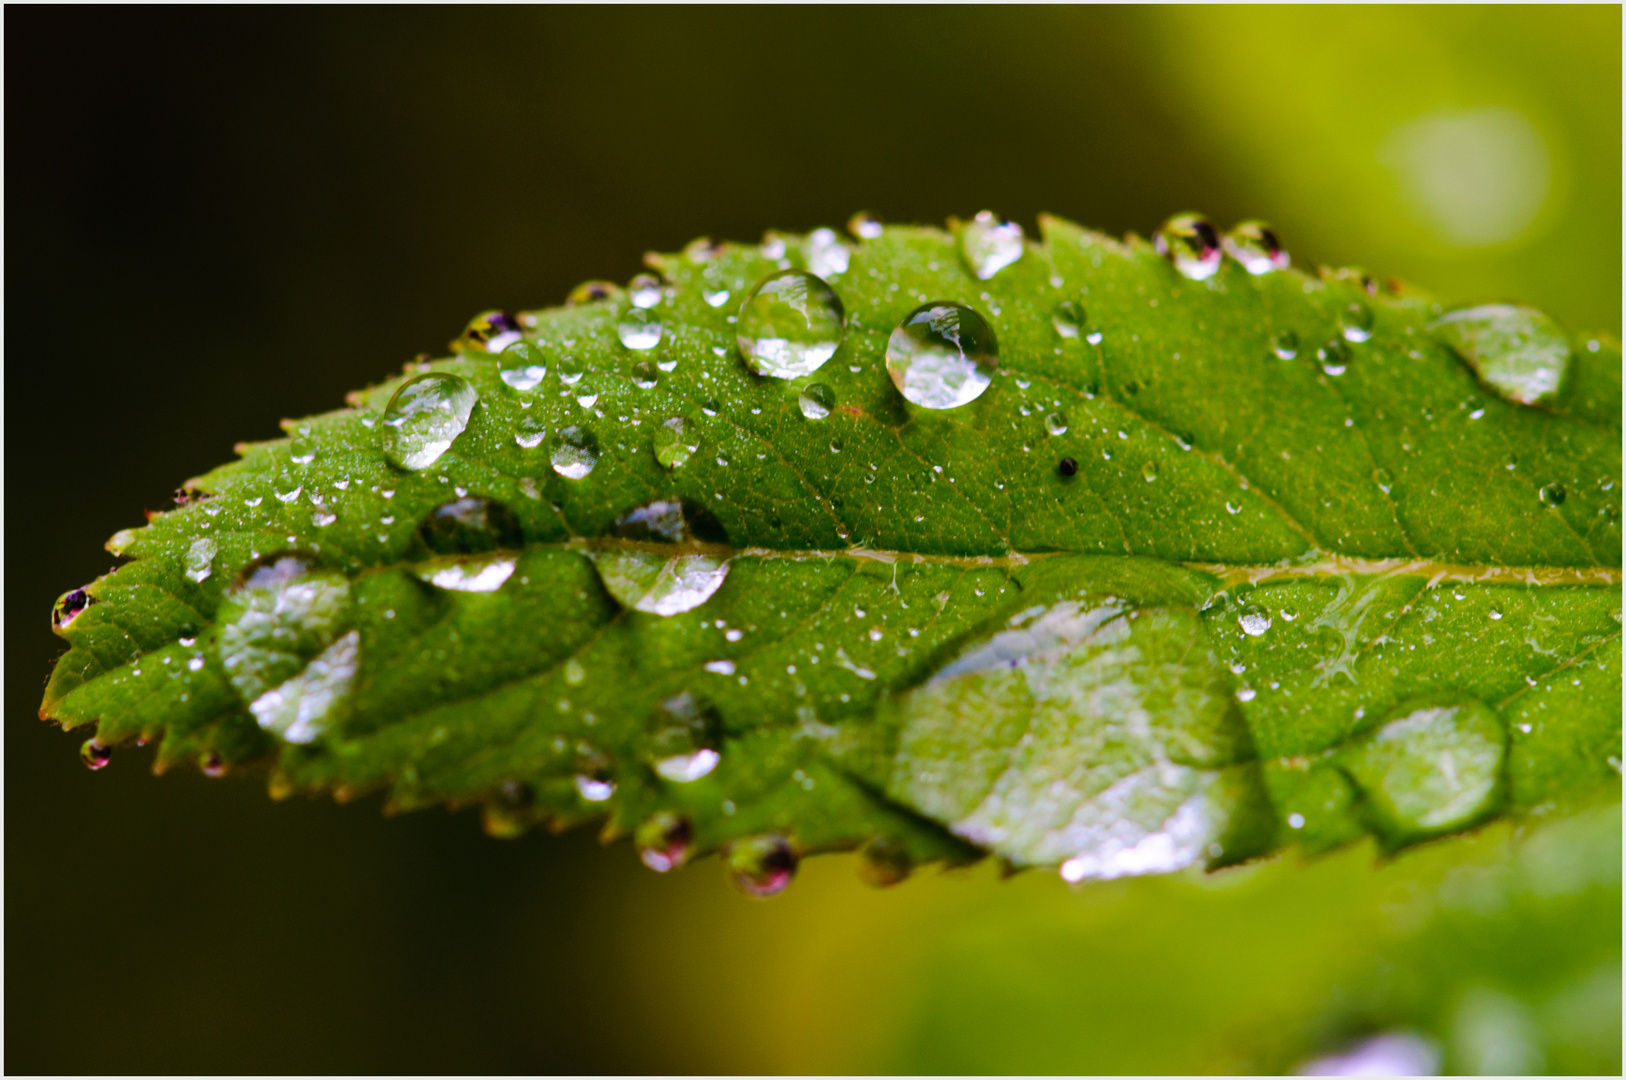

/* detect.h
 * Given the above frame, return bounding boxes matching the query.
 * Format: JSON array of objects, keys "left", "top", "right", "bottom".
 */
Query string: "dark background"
[{"left": 7, "top": 7, "right": 1619, "bottom": 1073}]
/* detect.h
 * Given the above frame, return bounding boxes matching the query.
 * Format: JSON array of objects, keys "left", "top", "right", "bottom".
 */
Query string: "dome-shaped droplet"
[
  {"left": 1271, "top": 330, "right": 1299, "bottom": 360},
  {"left": 1238, "top": 603, "right": 1272, "bottom": 636},
  {"left": 1221, "top": 220, "right": 1289, "bottom": 274},
  {"left": 574, "top": 383, "right": 599, "bottom": 410},
  {"left": 557, "top": 355, "right": 586, "bottom": 386},
  {"left": 885, "top": 302, "right": 999, "bottom": 409},
  {"left": 551, "top": 426, "right": 600, "bottom": 479},
  {"left": 1339, "top": 302, "right": 1375, "bottom": 343},
  {"left": 847, "top": 211, "right": 883, "bottom": 240},
  {"left": 799, "top": 382, "right": 836, "bottom": 420},
  {"left": 618, "top": 307, "right": 664, "bottom": 350},
  {"left": 567, "top": 280, "right": 621, "bottom": 306},
  {"left": 1318, "top": 339, "right": 1351, "bottom": 376},
  {"left": 1339, "top": 697, "right": 1505, "bottom": 843},
  {"left": 637, "top": 811, "right": 694, "bottom": 873},
  {"left": 1154, "top": 213, "right": 1222, "bottom": 280},
  {"left": 631, "top": 359, "right": 660, "bottom": 390},
  {"left": 1428, "top": 305, "right": 1570, "bottom": 406},
  {"left": 418, "top": 496, "right": 522, "bottom": 554},
  {"left": 382, "top": 372, "right": 477, "bottom": 471},
  {"left": 590, "top": 500, "right": 730, "bottom": 616},
  {"left": 1141, "top": 461, "right": 1158, "bottom": 482},
  {"left": 514, "top": 414, "right": 546, "bottom": 449},
  {"left": 727, "top": 834, "right": 797, "bottom": 898},
  {"left": 53, "top": 587, "right": 93, "bottom": 631},
  {"left": 652, "top": 416, "right": 697, "bottom": 470},
  {"left": 80, "top": 737, "right": 113, "bottom": 771},
  {"left": 958, "top": 210, "right": 1024, "bottom": 280},
  {"left": 458, "top": 310, "right": 524, "bottom": 354},
  {"left": 856, "top": 836, "right": 912, "bottom": 888},
  {"left": 498, "top": 341, "right": 548, "bottom": 391},
  {"left": 1044, "top": 412, "right": 1068, "bottom": 436},
  {"left": 629, "top": 273, "right": 664, "bottom": 309},
  {"left": 645, "top": 691, "right": 724, "bottom": 783},
  {"left": 1052, "top": 300, "right": 1085, "bottom": 339},
  {"left": 803, "top": 227, "right": 849, "bottom": 278},
  {"left": 736, "top": 269, "right": 846, "bottom": 379},
  {"left": 1539, "top": 483, "right": 1566, "bottom": 507}
]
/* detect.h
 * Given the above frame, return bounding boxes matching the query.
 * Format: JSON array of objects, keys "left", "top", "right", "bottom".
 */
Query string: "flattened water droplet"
[
  {"left": 637, "top": 810, "right": 693, "bottom": 872},
  {"left": 382, "top": 372, "right": 477, "bottom": 471},
  {"left": 590, "top": 500, "right": 731, "bottom": 616},
  {"left": 1045, "top": 412, "right": 1068, "bottom": 436},
  {"left": 80, "top": 737, "right": 113, "bottom": 771},
  {"left": 727, "top": 834, "right": 797, "bottom": 897},
  {"left": 856, "top": 836, "right": 912, "bottom": 888},
  {"left": 458, "top": 310, "right": 523, "bottom": 353},
  {"left": 418, "top": 554, "right": 516, "bottom": 592},
  {"left": 1221, "top": 220, "right": 1289, "bottom": 274},
  {"left": 1271, "top": 330, "right": 1299, "bottom": 360},
  {"left": 551, "top": 426, "right": 600, "bottom": 479},
  {"left": 631, "top": 359, "right": 660, "bottom": 389},
  {"left": 736, "top": 269, "right": 846, "bottom": 379},
  {"left": 1052, "top": 300, "right": 1085, "bottom": 339},
  {"left": 1318, "top": 338, "right": 1351, "bottom": 376},
  {"left": 1539, "top": 482, "right": 1566, "bottom": 507},
  {"left": 498, "top": 341, "right": 548, "bottom": 391},
  {"left": 802, "top": 227, "right": 849, "bottom": 278},
  {"left": 618, "top": 307, "right": 663, "bottom": 350},
  {"left": 1238, "top": 604, "right": 1272, "bottom": 636},
  {"left": 798, "top": 382, "right": 836, "bottom": 420},
  {"left": 184, "top": 537, "right": 217, "bottom": 583},
  {"left": 885, "top": 302, "right": 998, "bottom": 409},
  {"left": 1154, "top": 213, "right": 1222, "bottom": 280},
  {"left": 1339, "top": 302, "right": 1375, "bottom": 342},
  {"left": 653, "top": 416, "right": 696, "bottom": 470},
  {"left": 629, "top": 273, "right": 663, "bottom": 309},
  {"left": 1429, "top": 304, "right": 1570, "bottom": 405},
  {"left": 419, "top": 496, "right": 522, "bottom": 554},
  {"left": 958, "top": 210, "right": 1024, "bottom": 280}
]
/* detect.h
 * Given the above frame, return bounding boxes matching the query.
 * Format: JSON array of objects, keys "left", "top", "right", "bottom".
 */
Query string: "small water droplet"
[
  {"left": 856, "top": 836, "right": 912, "bottom": 888},
  {"left": 311, "top": 511, "right": 337, "bottom": 528},
  {"left": 289, "top": 436, "right": 316, "bottom": 465},
  {"left": 803, "top": 227, "right": 849, "bottom": 278},
  {"left": 551, "top": 426, "right": 600, "bottom": 479},
  {"left": 557, "top": 355, "right": 586, "bottom": 386},
  {"left": 1318, "top": 338, "right": 1351, "bottom": 376},
  {"left": 1373, "top": 467, "right": 1394, "bottom": 494},
  {"left": 1141, "top": 461, "right": 1158, "bottom": 482},
  {"left": 885, "top": 302, "right": 998, "bottom": 409},
  {"left": 799, "top": 382, "right": 836, "bottom": 420},
  {"left": 653, "top": 416, "right": 697, "bottom": 470},
  {"left": 848, "top": 211, "right": 883, "bottom": 240},
  {"left": 1339, "top": 302, "right": 1374, "bottom": 343},
  {"left": 958, "top": 210, "right": 1024, "bottom": 279},
  {"left": 498, "top": 341, "right": 548, "bottom": 391},
  {"left": 1058, "top": 457, "right": 1077, "bottom": 477},
  {"left": 514, "top": 414, "right": 547, "bottom": 449},
  {"left": 1539, "top": 483, "right": 1566, "bottom": 507},
  {"left": 418, "top": 496, "right": 522, "bottom": 554},
  {"left": 703, "top": 287, "right": 731, "bottom": 308},
  {"left": 567, "top": 280, "right": 620, "bottom": 306},
  {"left": 201, "top": 752, "right": 228, "bottom": 778},
  {"left": 728, "top": 834, "right": 797, "bottom": 898},
  {"left": 1044, "top": 412, "right": 1068, "bottom": 436},
  {"left": 637, "top": 811, "right": 693, "bottom": 872},
  {"left": 1221, "top": 220, "right": 1288, "bottom": 274},
  {"left": 573, "top": 383, "right": 599, "bottom": 409},
  {"left": 617, "top": 307, "right": 664, "bottom": 350},
  {"left": 382, "top": 372, "right": 478, "bottom": 471},
  {"left": 629, "top": 273, "right": 663, "bottom": 309},
  {"left": 1051, "top": 300, "right": 1085, "bottom": 339},
  {"left": 1238, "top": 604, "right": 1272, "bottom": 636},
  {"left": 1154, "top": 213, "right": 1221, "bottom": 280},
  {"left": 631, "top": 359, "right": 660, "bottom": 390},
  {"left": 736, "top": 269, "right": 846, "bottom": 379},
  {"left": 184, "top": 537, "right": 217, "bottom": 583},
  {"left": 80, "top": 737, "right": 113, "bottom": 771},
  {"left": 575, "top": 774, "right": 616, "bottom": 802},
  {"left": 828, "top": 437, "right": 842, "bottom": 454},
  {"left": 1271, "top": 330, "right": 1299, "bottom": 360},
  {"left": 458, "top": 310, "right": 523, "bottom": 354}
]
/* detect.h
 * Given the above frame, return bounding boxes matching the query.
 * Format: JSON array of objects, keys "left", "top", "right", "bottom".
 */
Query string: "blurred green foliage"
[{"left": 7, "top": 6, "right": 1617, "bottom": 1074}]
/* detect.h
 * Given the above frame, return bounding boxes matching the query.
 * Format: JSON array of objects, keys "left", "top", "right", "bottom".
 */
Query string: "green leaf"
[{"left": 42, "top": 214, "right": 1621, "bottom": 889}]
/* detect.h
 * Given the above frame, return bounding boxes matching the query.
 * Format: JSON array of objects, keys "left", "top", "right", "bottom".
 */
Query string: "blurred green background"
[{"left": 7, "top": 7, "right": 1619, "bottom": 1073}]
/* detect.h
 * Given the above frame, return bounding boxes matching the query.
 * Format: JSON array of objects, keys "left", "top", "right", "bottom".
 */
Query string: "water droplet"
[
  {"left": 80, "top": 737, "right": 112, "bottom": 771},
  {"left": 629, "top": 273, "right": 663, "bottom": 309},
  {"left": 418, "top": 496, "right": 522, "bottom": 554},
  {"left": 551, "top": 426, "right": 600, "bottom": 479},
  {"left": 631, "top": 359, "right": 660, "bottom": 389},
  {"left": 736, "top": 269, "right": 846, "bottom": 379},
  {"left": 382, "top": 372, "right": 477, "bottom": 471},
  {"left": 1373, "top": 467, "right": 1394, "bottom": 494},
  {"left": 1052, "top": 300, "right": 1085, "bottom": 339},
  {"left": 1271, "top": 330, "right": 1299, "bottom": 360},
  {"left": 567, "top": 280, "right": 621, "bottom": 306},
  {"left": 1539, "top": 483, "right": 1566, "bottom": 507},
  {"left": 617, "top": 307, "right": 663, "bottom": 351},
  {"left": 759, "top": 231, "right": 788, "bottom": 259},
  {"left": 799, "top": 382, "right": 836, "bottom": 420},
  {"left": 1339, "top": 697, "right": 1505, "bottom": 842},
  {"left": 848, "top": 211, "right": 883, "bottom": 240},
  {"left": 653, "top": 417, "right": 697, "bottom": 470},
  {"left": 856, "top": 836, "right": 912, "bottom": 888},
  {"left": 201, "top": 752, "right": 228, "bottom": 778},
  {"left": 557, "top": 355, "right": 586, "bottom": 386},
  {"left": 1429, "top": 304, "right": 1569, "bottom": 405},
  {"left": 498, "top": 341, "right": 548, "bottom": 391},
  {"left": 289, "top": 436, "right": 316, "bottom": 465},
  {"left": 702, "top": 288, "right": 731, "bottom": 308},
  {"left": 803, "top": 227, "right": 849, "bottom": 277},
  {"left": 184, "top": 537, "right": 217, "bottom": 583},
  {"left": 575, "top": 774, "right": 616, "bottom": 802},
  {"left": 590, "top": 500, "right": 731, "bottom": 616},
  {"left": 1238, "top": 604, "right": 1272, "bottom": 636},
  {"left": 1141, "top": 461, "right": 1158, "bottom": 482},
  {"left": 53, "top": 588, "right": 93, "bottom": 631},
  {"left": 1058, "top": 457, "right": 1077, "bottom": 477},
  {"left": 637, "top": 811, "right": 693, "bottom": 872},
  {"left": 1318, "top": 338, "right": 1351, "bottom": 376},
  {"left": 1221, "top": 220, "right": 1289, "bottom": 274},
  {"left": 1339, "top": 302, "right": 1375, "bottom": 343},
  {"left": 458, "top": 310, "right": 523, "bottom": 353},
  {"left": 828, "top": 437, "right": 843, "bottom": 454},
  {"left": 1045, "top": 412, "right": 1068, "bottom": 436},
  {"left": 958, "top": 210, "right": 1024, "bottom": 280},
  {"left": 514, "top": 414, "right": 547, "bottom": 449},
  {"left": 885, "top": 302, "right": 998, "bottom": 409},
  {"left": 573, "top": 383, "right": 599, "bottom": 409},
  {"left": 1154, "top": 213, "right": 1221, "bottom": 280},
  {"left": 646, "top": 691, "right": 724, "bottom": 782},
  {"left": 727, "top": 834, "right": 797, "bottom": 897}
]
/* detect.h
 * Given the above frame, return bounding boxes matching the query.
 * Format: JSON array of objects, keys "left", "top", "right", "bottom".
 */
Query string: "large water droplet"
[
  {"left": 803, "top": 227, "right": 849, "bottom": 278},
  {"left": 885, "top": 302, "right": 999, "bottom": 409},
  {"left": 591, "top": 500, "right": 731, "bottom": 616},
  {"left": 1339, "top": 302, "right": 1375, "bottom": 343},
  {"left": 645, "top": 691, "right": 724, "bottom": 782},
  {"left": 1238, "top": 603, "right": 1272, "bottom": 636},
  {"left": 1539, "top": 482, "right": 1566, "bottom": 507},
  {"left": 1221, "top": 220, "right": 1288, "bottom": 274},
  {"left": 856, "top": 836, "right": 912, "bottom": 888},
  {"left": 727, "top": 834, "right": 797, "bottom": 897},
  {"left": 629, "top": 273, "right": 663, "bottom": 309},
  {"left": 1271, "top": 330, "right": 1299, "bottom": 360},
  {"left": 1154, "top": 213, "right": 1222, "bottom": 280},
  {"left": 551, "top": 426, "right": 600, "bottom": 479},
  {"left": 418, "top": 496, "right": 522, "bottom": 554},
  {"left": 382, "top": 372, "right": 477, "bottom": 471},
  {"left": 1429, "top": 304, "right": 1570, "bottom": 406},
  {"left": 52, "top": 587, "right": 93, "bottom": 631},
  {"left": 652, "top": 416, "right": 697, "bottom": 470},
  {"left": 1052, "top": 300, "right": 1085, "bottom": 339},
  {"left": 637, "top": 811, "right": 694, "bottom": 872},
  {"left": 958, "top": 210, "right": 1024, "bottom": 280},
  {"left": 1339, "top": 697, "right": 1505, "bottom": 842},
  {"left": 458, "top": 310, "right": 523, "bottom": 353},
  {"left": 80, "top": 737, "right": 113, "bottom": 771},
  {"left": 618, "top": 307, "right": 664, "bottom": 350},
  {"left": 498, "top": 341, "right": 548, "bottom": 391},
  {"left": 799, "top": 382, "right": 836, "bottom": 420},
  {"left": 736, "top": 269, "right": 846, "bottom": 379}
]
